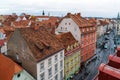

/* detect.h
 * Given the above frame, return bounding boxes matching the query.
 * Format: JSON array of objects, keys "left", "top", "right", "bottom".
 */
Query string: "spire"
[
  {"left": 42, "top": 10, "right": 45, "bottom": 16},
  {"left": 117, "top": 12, "right": 120, "bottom": 19}
]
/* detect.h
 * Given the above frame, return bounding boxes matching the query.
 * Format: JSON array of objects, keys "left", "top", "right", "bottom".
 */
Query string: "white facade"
[
  {"left": 37, "top": 50, "right": 64, "bottom": 80},
  {"left": 13, "top": 70, "right": 36, "bottom": 80},
  {"left": 37, "top": 18, "right": 49, "bottom": 22},
  {"left": 56, "top": 18, "right": 81, "bottom": 43},
  {"left": 1, "top": 42, "right": 7, "bottom": 55}
]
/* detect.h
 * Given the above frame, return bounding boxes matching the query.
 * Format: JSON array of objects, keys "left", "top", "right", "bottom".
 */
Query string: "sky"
[{"left": 0, "top": 0, "right": 120, "bottom": 18}]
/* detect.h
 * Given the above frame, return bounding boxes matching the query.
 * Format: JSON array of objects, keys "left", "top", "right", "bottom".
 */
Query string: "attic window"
[
  {"left": 69, "top": 23, "right": 71, "bottom": 25},
  {"left": 17, "top": 73, "right": 21, "bottom": 78},
  {"left": 35, "top": 43, "right": 44, "bottom": 52}
]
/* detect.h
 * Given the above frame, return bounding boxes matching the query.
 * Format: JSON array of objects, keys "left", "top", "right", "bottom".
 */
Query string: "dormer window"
[
  {"left": 67, "top": 46, "right": 70, "bottom": 51},
  {"left": 74, "top": 43, "right": 77, "bottom": 48},
  {"left": 41, "top": 41, "right": 51, "bottom": 50},
  {"left": 35, "top": 43, "right": 44, "bottom": 52},
  {"left": 71, "top": 45, "right": 73, "bottom": 50}
]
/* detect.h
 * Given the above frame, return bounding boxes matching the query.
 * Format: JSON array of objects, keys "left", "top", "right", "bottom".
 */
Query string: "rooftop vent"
[{"left": 35, "top": 43, "right": 44, "bottom": 52}]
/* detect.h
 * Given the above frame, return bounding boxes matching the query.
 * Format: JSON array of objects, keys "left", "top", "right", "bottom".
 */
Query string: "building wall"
[
  {"left": 1, "top": 42, "right": 7, "bottom": 55},
  {"left": 7, "top": 29, "right": 37, "bottom": 78},
  {"left": 56, "top": 18, "right": 81, "bottom": 43},
  {"left": 37, "top": 50, "right": 64, "bottom": 80},
  {"left": 81, "top": 27, "right": 96, "bottom": 62},
  {"left": 117, "top": 21, "right": 120, "bottom": 35},
  {"left": 12, "top": 70, "right": 36, "bottom": 80},
  {"left": 64, "top": 50, "right": 80, "bottom": 80}
]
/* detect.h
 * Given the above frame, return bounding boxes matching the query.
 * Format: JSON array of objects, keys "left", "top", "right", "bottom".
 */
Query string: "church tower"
[
  {"left": 42, "top": 10, "right": 45, "bottom": 16},
  {"left": 117, "top": 12, "right": 120, "bottom": 35}
]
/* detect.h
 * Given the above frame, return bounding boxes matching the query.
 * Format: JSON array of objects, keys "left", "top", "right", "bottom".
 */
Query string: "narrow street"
[{"left": 74, "top": 27, "right": 116, "bottom": 80}]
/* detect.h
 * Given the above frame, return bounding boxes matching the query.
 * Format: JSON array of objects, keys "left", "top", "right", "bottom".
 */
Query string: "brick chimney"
[
  {"left": 67, "top": 13, "right": 71, "bottom": 17},
  {"left": 76, "top": 13, "right": 81, "bottom": 18}
]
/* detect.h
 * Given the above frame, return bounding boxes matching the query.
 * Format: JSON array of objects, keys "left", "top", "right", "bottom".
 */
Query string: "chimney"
[
  {"left": 77, "top": 13, "right": 81, "bottom": 17},
  {"left": 67, "top": 13, "right": 71, "bottom": 17}
]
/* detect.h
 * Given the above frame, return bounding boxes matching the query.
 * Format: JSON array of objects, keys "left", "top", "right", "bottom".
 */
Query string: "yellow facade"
[{"left": 64, "top": 50, "right": 80, "bottom": 80}]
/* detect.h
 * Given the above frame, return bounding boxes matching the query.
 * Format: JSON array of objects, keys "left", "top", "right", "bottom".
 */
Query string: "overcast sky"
[{"left": 0, "top": 0, "right": 120, "bottom": 17}]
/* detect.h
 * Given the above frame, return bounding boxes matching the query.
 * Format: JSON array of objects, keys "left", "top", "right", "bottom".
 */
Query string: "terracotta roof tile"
[
  {"left": 12, "top": 20, "right": 30, "bottom": 28},
  {"left": 56, "top": 32, "right": 77, "bottom": 53},
  {"left": 65, "top": 13, "right": 94, "bottom": 27},
  {"left": 0, "top": 26, "right": 14, "bottom": 42},
  {"left": 0, "top": 54, "right": 22, "bottom": 80},
  {"left": 99, "top": 20, "right": 109, "bottom": 26},
  {"left": 19, "top": 26, "right": 64, "bottom": 62}
]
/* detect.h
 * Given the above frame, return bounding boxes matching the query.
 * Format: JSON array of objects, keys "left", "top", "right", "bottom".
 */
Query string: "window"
[
  {"left": 74, "top": 27, "right": 77, "bottom": 31},
  {"left": 86, "top": 46, "right": 88, "bottom": 51},
  {"left": 16, "top": 54, "right": 19, "bottom": 60},
  {"left": 90, "top": 28, "right": 92, "bottom": 30},
  {"left": 48, "top": 58, "right": 52, "bottom": 67},
  {"left": 60, "top": 70, "right": 63, "bottom": 80},
  {"left": 55, "top": 55, "right": 58, "bottom": 62},
  {"left": 81, "top": 48, "right": 83, "bottom": 54},
  {"left": 48, "top": 68, "right": 52, "bottom": 78},
  {"left": 40, "top": 62, "right": 44, "bottom": 72},
  {"left": 61, "top": 27, "right": 62, "bottom": 30},
  {"left": 17, "top": 73, "right": 21, "bottom": 78},
  {"left": 60, "top": 52, "right": 63, "bottom": 58},
  {"left": 55, "top": 64, "right": 58, "bottom": 73},
  {"left": 54, "top": 74, "right": 58, "bottom": 80},
  {"left": 71, "top": 59, "right": 73, "bottom": 65},
  {"left": 69, "top": 23, "right": 71, "bottom": 25},
  {"left": 65, "top": 23, "right": 67, "bottom": 25},
  {"left": 60, "top": 60, "right": 63, "bottom": 69},
  {"left": 40, "top": 73, "right": 45, "bottom": 80},
  {"left": 66, "top": 62, "right": 69, "bottom": 68},
  {"left": 81, "top": 34, "right": 84, "bottom": 38},
  {"left": 86, "top": 53, "right": 88, "bottom": 58},
  {"left": 87, "top": 28, "right": 89, "bottom": 31},
  {"left": 81, "top": 56, "right": 83, "bottom": 61},
  {"left": 83, "top": 29, "right": 85, "bottom": 32},
  {"left": 75, "top": 34, "right": 77, "bottom": 38},
  {"left": 65, "top": 27, "right": 67, "bottom": 30}
]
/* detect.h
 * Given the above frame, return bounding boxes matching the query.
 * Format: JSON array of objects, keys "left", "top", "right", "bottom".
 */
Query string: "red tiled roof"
[
  {"left": 56, "top": 32, "right": 77, "bottom": 53},
  {"left": 56, "top": 32, "right": 77, "bottom": 47},
  {"left": 12, "top": 20, "right": 30, "bottom": 28},
  {"left": 0, "top": 29, "right": 5, "bottom": 34},
  {"left": 88, "top": 18, "right": 97, "bottom": 26},
  {"left": 0, "top": 26, "right": 14, "bottom": 42},
  {"left": 0, "top": 54, "right": 22, "bottom": 80},
  {"left": 98, "top": 63, "right": 120, "bottom": 79},
  {"left": 3, "top": 15, "right": 18, "bottom": 26},
  {"left": 65, "top": 13, "right": 94, "bottom": 27},
  {"left": 19, "top": 26, "right": 64, "bottom": 62},
  {"left": 34, "top": 17, "right": 59, "bottom": 34},
  {"left": 99, "top": 20, "right": 109, "bottom": 26}
]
